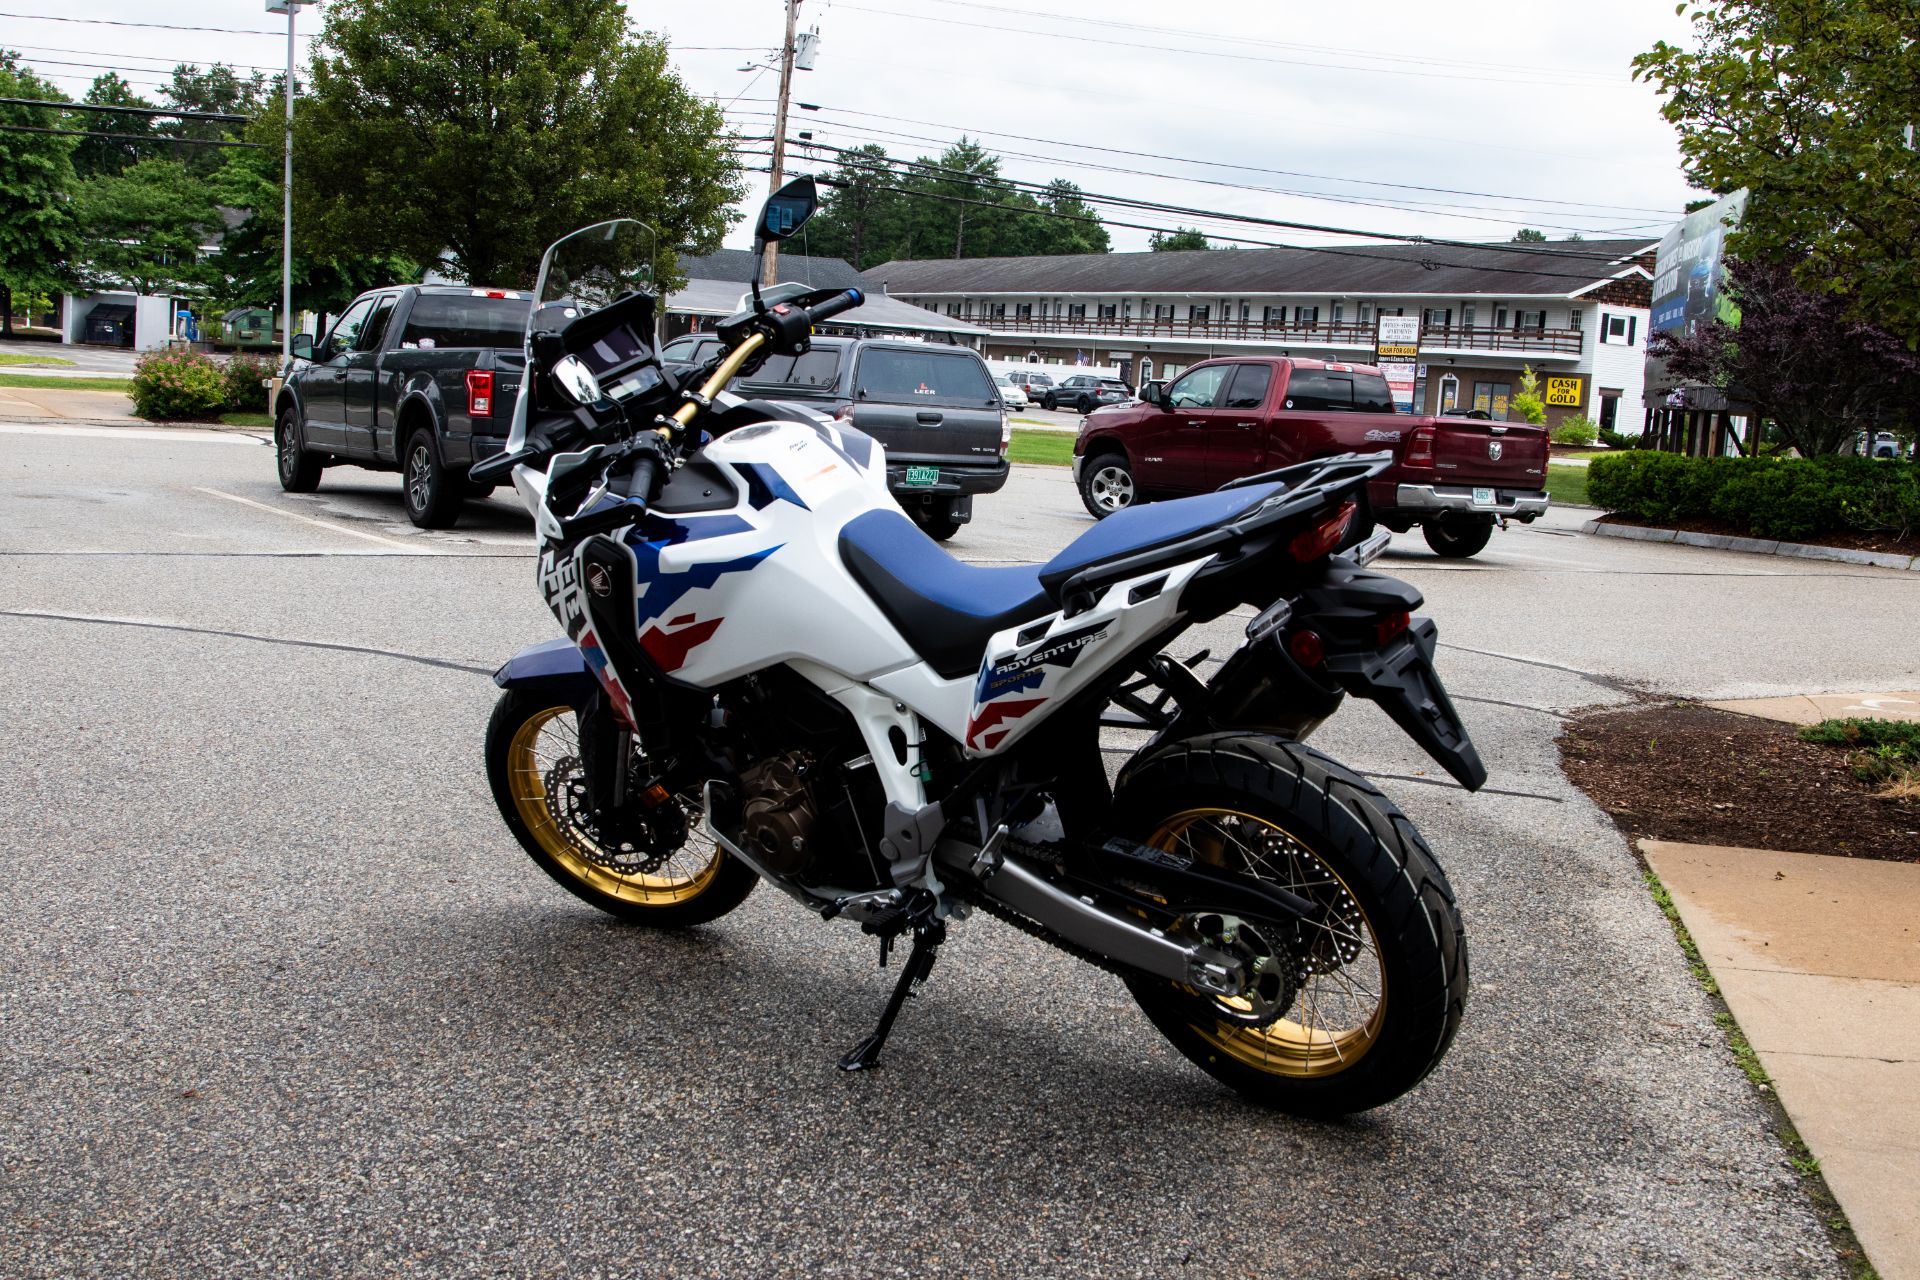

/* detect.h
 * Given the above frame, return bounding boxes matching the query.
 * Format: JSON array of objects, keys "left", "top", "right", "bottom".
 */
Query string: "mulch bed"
[
  {"left": 1558, "top": 703, "right": 1919, "bottom": 863},
  {"left": 1593, "top": 513, "right": 1920, "bottom": 558}
]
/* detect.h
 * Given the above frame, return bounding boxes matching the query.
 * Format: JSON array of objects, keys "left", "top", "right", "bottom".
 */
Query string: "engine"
[{"left": 738, "top": 751, "right": 821, "bottom": 876}]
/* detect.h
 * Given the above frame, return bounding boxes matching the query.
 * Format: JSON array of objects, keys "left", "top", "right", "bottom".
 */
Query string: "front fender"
[{"left": 494, "top": 636, "right": 596, "bottom": 704}]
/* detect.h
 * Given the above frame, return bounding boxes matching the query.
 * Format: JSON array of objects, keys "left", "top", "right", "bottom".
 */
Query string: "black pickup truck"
[{"left": 273, "top": 285, "right": 529, "bottom": 527}]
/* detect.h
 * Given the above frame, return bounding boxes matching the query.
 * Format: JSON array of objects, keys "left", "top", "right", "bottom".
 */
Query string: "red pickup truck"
[{"left": 1071, "top": 356, "right": 1549, "bottom": 558}]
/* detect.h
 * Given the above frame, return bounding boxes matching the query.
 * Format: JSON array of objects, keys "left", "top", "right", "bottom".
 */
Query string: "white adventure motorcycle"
[{"left": 472, "top": 180, "right": 1484, "bottom": 1115}]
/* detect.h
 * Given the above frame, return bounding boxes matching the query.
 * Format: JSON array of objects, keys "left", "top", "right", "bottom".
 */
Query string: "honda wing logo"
[{"left": 1487, "top": 440, "right": 1504, "bottom": 461}]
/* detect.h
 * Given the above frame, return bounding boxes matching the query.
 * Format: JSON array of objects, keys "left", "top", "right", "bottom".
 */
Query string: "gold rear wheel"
[
  {"left": 1118, "top": 735, "right": 1466, "bottom": 1117},
  {"left": 485, "top": 691, "right": 757, "bottom": 925}
]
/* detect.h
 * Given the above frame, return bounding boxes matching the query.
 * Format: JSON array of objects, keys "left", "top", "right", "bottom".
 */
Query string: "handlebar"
[{"left": 807, "top": 288, "right": 863, "bottom": 323}]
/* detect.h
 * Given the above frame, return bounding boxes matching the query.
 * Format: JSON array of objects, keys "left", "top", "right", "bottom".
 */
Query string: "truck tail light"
[
  {"left": 1404, "top": 425, "right": 1435, "bottom": 467},
  {"left": 1289, "top": 501, "right": 1356, "bottom": 562},
  {"left": 466, "top": 369, "right": 494, "bottom": 418},
  {"left": 1000, "top": 409, "right": 1011, "bottom": 455}
]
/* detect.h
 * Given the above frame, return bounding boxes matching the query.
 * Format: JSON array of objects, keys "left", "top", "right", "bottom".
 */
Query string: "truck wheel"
[
  {"left": 911, "top": 498, "right": 964, "bottom": 542},
  {"left": 1079, "top": 450, "right": 1137, "bottom": 519},
  {"left": 275, "top": 407, "right": 323, "bottom": 493},
  {"left": 402, "top": 428, "right": 464, "bottom": 529},
  {"left": 1422, "top": 515, "right": 1494, "bottom": 558}
]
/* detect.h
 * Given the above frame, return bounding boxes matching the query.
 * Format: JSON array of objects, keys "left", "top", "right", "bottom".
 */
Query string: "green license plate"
[{"left": 904, "top": 465, "right": 940, "bottom": 486}]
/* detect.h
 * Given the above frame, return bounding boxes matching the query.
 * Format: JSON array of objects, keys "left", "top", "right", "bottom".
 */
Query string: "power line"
[
  {"left": 831, "top": 3, "right": 1640, "bottom": 89},
  {"left": 0, "top": 10, "right": 310, "bottom": 37},
  {"left": 736, "top": 99, "right": 1678, "bottom": 218},
  {"left": 0, "top": 43, "right": 280, "bottom": 74},
  {"left": 0, "top": 123, "right": 260, "bottom": 147},
  {"left": 740, "top": 111, "right": 1669, "bottom": 236},
  {"left": 0, "top": 96, "right": 252, "bottom": 123}
]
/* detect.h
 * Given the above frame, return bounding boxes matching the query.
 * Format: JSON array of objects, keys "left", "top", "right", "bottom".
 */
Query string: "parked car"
[
  {"left": 1072, "top": 356, "right": 1550, "bottom": 558},
  {"left": 994, "top": 373, "right": 1030, "bottom": 409},
  {"left": 660, "top": 334, "right": 1008, "bottom": 541},
  {"left": 1043, "top": 374, "right": 1131, "bottom": 414},
  {"left": 1009, "top": 370, "right": 1055, "bottom": 400},
  {"left": 273, "top": 285, "right": 529, "bottom": 527}
]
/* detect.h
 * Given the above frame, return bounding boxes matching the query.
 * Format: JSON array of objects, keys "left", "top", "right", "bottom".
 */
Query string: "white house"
[{"left": 869, "top": 237, "right": 1656, "bottom": 433}]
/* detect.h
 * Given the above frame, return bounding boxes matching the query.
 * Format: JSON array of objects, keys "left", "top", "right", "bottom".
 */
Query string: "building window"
[
  {"left": 1016, "top": 303, "right": 1032, "bottom": 320},
  {"left": 1439, "top": 374, "right": 1460, "bottom": 412},
  {"left": 1568, "top": 308, "right": 1583, "bottom": 330},
  {"left": 1097, "top": 303, "right": 1117, "bottom": 320},
  {"left": 1461, "top": 304, "right": 1477, "bottom": 328},
  {"left": 1263, "top": 305, "right": 1285, "bottom": 325},
  {"left": 1358, "top": 302, "right": 1374, "bottom": 326},
  {"left": 1294, "top": 305, "right": 1319, "bottom": 325},
  {"left": 1067, "top": 303, "right": 1086, "bottom": 321},
  {"left": 1602, "top": 313, "right": 1638, "bottom": 345},
  {"left": 1422, "top": 307, "right": 1451, "bottom": 329},
  {"left": 1189, "top": 304, "right": 1210, "bottom": 324},
  {"left": 1513, "top": 309, "right": 1546, "bottom": 331},
  {"left": 945, "top": 303, "right": 958, "bottom": 317},
  {"left": 1239, "top": 302, "right": 1250, "bottom": 322},
  {"left": 1472, "top": 380, "right": 1513, "bottom": 421},
  {"left": 1332, "top": 302, "right": 1345, "bottom": 324},
  {"left": 1154, "top": 304, "right": 1174, "bottom": 321},
  {"left": 1494, "top": 305, "right": 1508, "bottom": 329},
  {"left": 991, "top": 302, "right": 1006, "bottom": 320}
]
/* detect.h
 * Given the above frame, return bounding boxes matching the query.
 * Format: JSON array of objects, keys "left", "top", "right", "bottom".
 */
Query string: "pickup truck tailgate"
[{"left": 1430, "top": 419, "right": 1548, "bottom": 488}]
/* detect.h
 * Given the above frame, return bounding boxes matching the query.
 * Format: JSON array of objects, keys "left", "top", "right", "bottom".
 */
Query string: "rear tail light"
[
  {"left": 1000, "top": 410, "right": 1011, "bottom": 455},
  {"left": 466, "top": 369, "right": 494, "bottom": 418},
  {"left": 1288, "top": 501, "right": 1356, "bottom": 562},
  {"left": 1404, "top": 426, "right": 1435, "bottom": 467},
  {"left": 1374, "top": 610, "right": 1410, "bottom": 647}
]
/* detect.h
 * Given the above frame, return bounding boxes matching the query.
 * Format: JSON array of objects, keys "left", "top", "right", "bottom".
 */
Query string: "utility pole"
[
  {"left": 267, "top": 0, "right": 313, "bottom": 364},
  {"left": 763, "top": 0, "right": 801, "bottom": 288}
]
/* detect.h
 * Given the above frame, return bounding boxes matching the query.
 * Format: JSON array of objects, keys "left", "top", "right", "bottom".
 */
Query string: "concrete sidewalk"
[
  {"left": 1708, "top": 691, "right": 1920, "bottom": 726},
  {"left": 1643, "top": 839, "right": 1920, "bottom": 1280},
  {"left": 0, "top": 386, "right": 136, "bottom": 422}
]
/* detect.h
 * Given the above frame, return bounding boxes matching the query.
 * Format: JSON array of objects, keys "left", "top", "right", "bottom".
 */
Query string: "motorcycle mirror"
[
  {"left": 550, "top": 354, "right": 603, "bottom": 406},
  {"left": 755, "top": 175, "right": 819, "bottom": 246}
]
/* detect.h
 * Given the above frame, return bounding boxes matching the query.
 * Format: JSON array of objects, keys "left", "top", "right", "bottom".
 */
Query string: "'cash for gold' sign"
[
  {"left": 1375, "top": 316, "right": 1420, "bottom": 360},
  {"left": 1545, "top": 376, "right": 1583, "bottom": 407}
]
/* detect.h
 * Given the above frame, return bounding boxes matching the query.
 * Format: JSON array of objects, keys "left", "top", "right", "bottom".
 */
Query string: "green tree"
[
  {"left": 69, "top": 73, "right": 159, "bottom": 179},
  {"left": 999, "top": 180, "right": 1110, "bottom": 256},
  {"left": 805, "top": 144, "right": 908, "bottom": 270},
  {"left": 1634, "top": 0, "right": 1920, "bottom": 344},
  {"left": 158, "top": 64, "right": 270, "bottom": 178},
  {"left": 69, "top": 159, "right": 221, "bottom": 297},
  {"left": 1148, "top": 226, "right": 1211, "bottom": 251},
  {"left": 295, "top": 0, "right": 741, "bottom": 289},
  {"left": 0, "top": 55, "right": 77, "bottom": 338},
  {"left": 1511, "top": 228, "right": 1547, "bottom": 243},
  {"left": 1511, "top": 365, "right": 1548, "bottom": 425}
]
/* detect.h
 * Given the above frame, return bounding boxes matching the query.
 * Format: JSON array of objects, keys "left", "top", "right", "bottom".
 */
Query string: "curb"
[{"left": 1581, "top": 518, "right": 1920, "bottom": 572}]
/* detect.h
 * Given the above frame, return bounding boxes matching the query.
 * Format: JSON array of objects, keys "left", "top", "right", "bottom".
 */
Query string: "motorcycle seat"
[{"left": 838, "top": 481, "right": 1287, "bottom": 682}]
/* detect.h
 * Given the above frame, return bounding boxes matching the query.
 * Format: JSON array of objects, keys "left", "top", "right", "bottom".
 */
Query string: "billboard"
[
  {"left": 1645, "top": 188, "right": 1747, "bottom": 395},
  {"left": 1375, "top": 315, "right": 1421, "bottom": 413}
]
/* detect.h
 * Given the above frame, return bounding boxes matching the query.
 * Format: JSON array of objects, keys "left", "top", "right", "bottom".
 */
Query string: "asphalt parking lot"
[{"left": 5, "top": 421, "right": 1917, "bottom": 1277}]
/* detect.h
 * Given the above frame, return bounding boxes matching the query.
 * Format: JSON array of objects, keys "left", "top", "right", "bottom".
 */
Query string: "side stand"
[{"left": 838, "top": 922, "right": 945, "bottom": 1072}]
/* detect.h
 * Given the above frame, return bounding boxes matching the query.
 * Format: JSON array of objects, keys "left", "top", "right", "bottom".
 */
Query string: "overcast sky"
[{"left": 3, "top": 1, "right": 1706, "bottom": 256}]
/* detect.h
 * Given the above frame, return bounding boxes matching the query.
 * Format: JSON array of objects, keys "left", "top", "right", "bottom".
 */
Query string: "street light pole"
[
  {"left": 762, "top": 0, "right": 801, "bottom": 289},
  {"left": 267, "top": 0, "right": 312, "bottom": 365}
]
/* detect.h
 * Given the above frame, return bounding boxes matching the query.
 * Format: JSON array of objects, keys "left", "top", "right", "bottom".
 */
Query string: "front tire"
[
  {"left": 1422, "top": 515, "right": 1494, "bottom": 558},
  {"left": 484, "top": 690, "right": 758, "bottom": 927},
  {"left": 403, "top": 428, "right": 463, "bottom": 529},
  {"left": 1078, "top": 450, "right": 1137, "bottom": 519},
  {"left": 275, "top": 407, "right": 322, "bottom": 493},
  {"left": 1114, "top": 734, "right": 1468, "bottom": 1117}
]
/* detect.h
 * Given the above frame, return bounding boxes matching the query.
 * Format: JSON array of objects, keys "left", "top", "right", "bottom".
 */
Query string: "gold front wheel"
[{"left": 484, "top": 690, "right": 757, "bottom": 925}]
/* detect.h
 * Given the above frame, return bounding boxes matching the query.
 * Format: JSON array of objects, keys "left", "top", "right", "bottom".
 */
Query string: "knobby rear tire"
[{"left": 1114, "top": 733, "right": 1468, "bottom": 1117}]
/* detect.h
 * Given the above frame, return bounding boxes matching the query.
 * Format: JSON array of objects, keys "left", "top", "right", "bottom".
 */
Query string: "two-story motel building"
[{"left": 870, "top": 238, "right": 1656, "bottom": 433}]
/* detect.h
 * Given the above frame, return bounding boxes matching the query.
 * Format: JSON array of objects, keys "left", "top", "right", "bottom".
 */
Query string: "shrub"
[
  {"left": 1551, "top": 417, "right": 1598, "bottom": 446},
  {"left": 1511, "top": 364, "right": 1547, "bottom": 425},
  {"left": 220, "top": 351, "right": 280, "bottom": 412},
  {"left": 1596, "top": 428, "right": 1639, "bottom": 451},
  {"left": 130, "top": 348, "right": 227, "bottom": 420},
  {"left": 1586, "top": 452, "right": 1920, "bottom": 541},
  {"left": 1799, "top": 718, "right": 1920, "bottom": 786}
]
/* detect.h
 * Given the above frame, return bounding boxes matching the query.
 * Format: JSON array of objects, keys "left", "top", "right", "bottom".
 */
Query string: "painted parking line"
[{"left": 194, "top": 487, "right": 436, "bottom": 553}]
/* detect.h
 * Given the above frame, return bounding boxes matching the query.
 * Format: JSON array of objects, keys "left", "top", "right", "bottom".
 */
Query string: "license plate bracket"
[{"left": 1472, "top": 486, "right": 1497, "bottom": 506}]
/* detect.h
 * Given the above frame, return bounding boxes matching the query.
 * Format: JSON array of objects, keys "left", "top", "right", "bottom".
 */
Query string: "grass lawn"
[
  {"left": 0, "top": 373, "right": 133, "bottom": 392},
  {"left": 1008, "top": 428, "right": 1075, "bottom": 466},
  {"left": 218, "top": 411, "right": 273, "bottom": 428},
  {"left": 1546, "top": 462, "right": 1589, "bottom": 507},
  {"left": 0, "top": 353, "right": 76, "bottom": 367}
]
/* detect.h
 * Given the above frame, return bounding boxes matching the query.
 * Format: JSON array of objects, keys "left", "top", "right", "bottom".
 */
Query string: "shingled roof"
[
  {"left": 867, "top": 238, "right": 1655, "bottom": 298},
  {"left": 677, "top": 248, "right": 870, "bottom": 291}
]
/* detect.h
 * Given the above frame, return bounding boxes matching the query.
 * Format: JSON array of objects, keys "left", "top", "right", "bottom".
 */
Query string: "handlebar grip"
[
  {"left": 808, "top": 288, "right": 863, "bottom": 323},
  {"left": 617, "top": 453, "right": 660, "bottom": 504}
]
